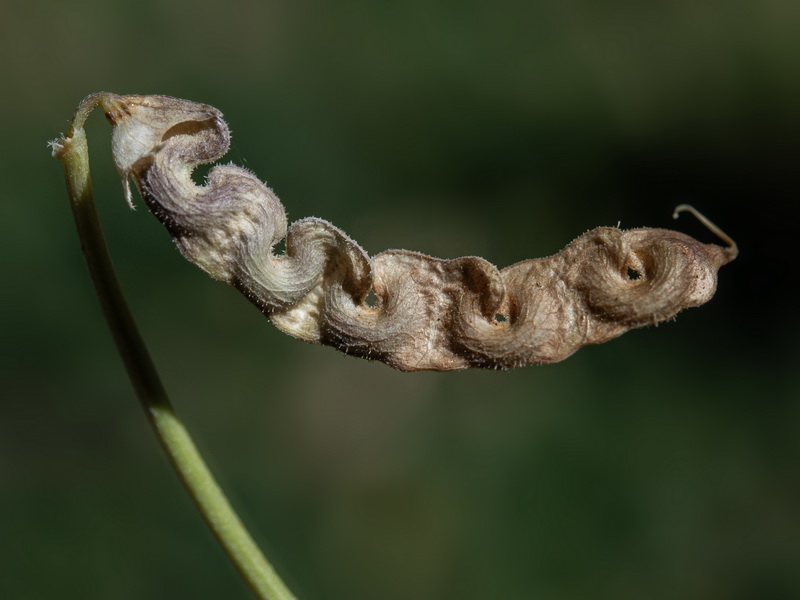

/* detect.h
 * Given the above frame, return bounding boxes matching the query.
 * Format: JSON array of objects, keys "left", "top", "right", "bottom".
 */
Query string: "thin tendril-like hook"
[{"left": 673, "top": 204, "right": 738, "bottom": 257}]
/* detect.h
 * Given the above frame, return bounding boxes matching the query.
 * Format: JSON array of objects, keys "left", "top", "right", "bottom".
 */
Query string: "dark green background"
[{"left": 2, "top": 1, "right": 798, "bottom": 598}]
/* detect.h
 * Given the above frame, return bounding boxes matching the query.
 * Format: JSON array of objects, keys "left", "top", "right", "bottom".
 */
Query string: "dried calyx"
[{"left": 54, "top": 93, "right": 737, "bottom": 371}]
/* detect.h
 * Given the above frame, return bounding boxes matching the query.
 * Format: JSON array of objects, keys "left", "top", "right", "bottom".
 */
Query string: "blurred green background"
[{"left": 2, "top": 1, "right": 798, "bottom": 598}]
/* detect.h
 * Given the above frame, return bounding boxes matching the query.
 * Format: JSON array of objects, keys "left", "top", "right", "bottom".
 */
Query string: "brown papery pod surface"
[{"left": 83, "top": 93, "right": 738, "bottom": 371}]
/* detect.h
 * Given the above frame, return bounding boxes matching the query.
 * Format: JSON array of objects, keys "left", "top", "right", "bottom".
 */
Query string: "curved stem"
[{"left": 52, "top": 97, "right": 296, "bottom": 600}]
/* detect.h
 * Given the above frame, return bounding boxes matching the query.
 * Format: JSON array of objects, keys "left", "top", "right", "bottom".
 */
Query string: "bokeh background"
[{"left": 2, "top": 1, "right": 798, "bottom": 598}]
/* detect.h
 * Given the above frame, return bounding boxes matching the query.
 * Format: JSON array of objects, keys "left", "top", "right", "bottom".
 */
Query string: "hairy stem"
[{"left": 53, "top": 94, "right": 296, "bottom": 600}]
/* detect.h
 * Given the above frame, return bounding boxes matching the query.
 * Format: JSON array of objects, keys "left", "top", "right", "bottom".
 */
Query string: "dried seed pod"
[{"left": 91, "top": 93, "right": 737, "bottom": 371}]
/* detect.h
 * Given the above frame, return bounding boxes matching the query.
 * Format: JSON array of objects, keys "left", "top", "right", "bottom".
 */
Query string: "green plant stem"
[{"left": 54, "top": 94, "right": 296, "bottom": 600}]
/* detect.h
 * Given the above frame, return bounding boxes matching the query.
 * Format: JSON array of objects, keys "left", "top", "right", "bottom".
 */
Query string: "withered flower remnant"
[{"left": 59, "top": 93, "right": 737, "bottom": 371}]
